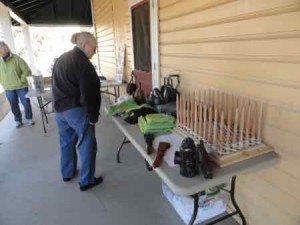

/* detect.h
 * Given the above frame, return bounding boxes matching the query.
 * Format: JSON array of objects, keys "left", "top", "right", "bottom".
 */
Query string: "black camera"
[
  {"left": 197, "top": 140, "right": 213, "bottom": 179},
  {"left": 174, "top": 138, "right": 214, "bottom": 179},
  {"left": 174, "top": 137, "right": 200, "bottom": 178}
]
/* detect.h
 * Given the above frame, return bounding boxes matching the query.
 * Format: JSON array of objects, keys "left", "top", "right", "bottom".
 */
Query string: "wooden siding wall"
[
  {"left": 93, "top": 0, "right": 132, "bottom": 81},
  {"left": 159, "top": 0, "right": 300, "bottom": 224}
]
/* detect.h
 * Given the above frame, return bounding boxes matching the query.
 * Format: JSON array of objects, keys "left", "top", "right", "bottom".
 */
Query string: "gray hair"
[
  {"left": 70, "top": 32, "right": 96, "bottom": 48},
  {"left": 0, "top": 41, "right": 10, "bottom": 53}
]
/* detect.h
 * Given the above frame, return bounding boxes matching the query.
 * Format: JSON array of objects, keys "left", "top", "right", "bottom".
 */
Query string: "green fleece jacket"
[{"left": 0, "top": 54, "right": 32, "bottom": 91}]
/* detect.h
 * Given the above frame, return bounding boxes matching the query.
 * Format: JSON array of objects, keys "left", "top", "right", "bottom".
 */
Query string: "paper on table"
[{"left": 153, "top": 133, "right": 183, "bottom": 167}]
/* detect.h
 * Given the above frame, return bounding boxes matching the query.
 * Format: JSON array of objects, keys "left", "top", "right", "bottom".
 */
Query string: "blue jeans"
[
  {"left": 5, "top": 87, "right": 33, "bottom": 122},
  {"left": 55, "top": 107, "right": 97, "bottom": 186}
]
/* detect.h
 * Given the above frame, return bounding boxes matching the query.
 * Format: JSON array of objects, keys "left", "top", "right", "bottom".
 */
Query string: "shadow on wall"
[{"left": 0, "top": 92, "right": 10, "bottom": 121}]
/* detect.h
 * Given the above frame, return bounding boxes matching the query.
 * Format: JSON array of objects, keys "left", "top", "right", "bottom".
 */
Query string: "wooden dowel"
[
  {"left": 213, "top": 108, "right": 218, "bottom": 147},
  {"left": 239, "top": 107, "right": 245, "bottom": 146},
  {"left": 226, "top": 108, "right": 232, "bottom": 145},
  {"left": 176, "top": 94, "right": 179, "bottom": 126},
  {"left": 203, "top": 105, "right": 207, "bottom": 141},
  {"left": 208, "top": 107, "right": 213, "bottom": 144},
  {"left": 220, "top": 112, "right": 224, "bottom": 149},
  {"left": 257, "top": 102, "right": 263, "bottom": 142},
  {"left": 183, "top": 94, "right": 186, "bottom": 128},
  {"left": 245, "top": 106, "right": 251, "bottom": 146},
  {"left": 194, "top": 100, "right": 198, "bottom": 135},
  {"left": 179, "top": 93, "right": 183, "bottom": 126},
  {"left": 251, "top": 101, "right": 257, "bottom": 141},
  {"left": 199, "top": 103, "right": 203, "bottom": 137},
  {"left": 233, "top": 108, "right": 239, "bottom": 145}
]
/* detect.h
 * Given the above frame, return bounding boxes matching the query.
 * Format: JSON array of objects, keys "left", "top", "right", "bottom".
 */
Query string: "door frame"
[{"left": 128, "top": 0, "right": 160, "bottom": 88}]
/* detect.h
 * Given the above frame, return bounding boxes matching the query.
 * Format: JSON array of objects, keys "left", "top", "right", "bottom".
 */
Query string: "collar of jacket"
[
  {"left": 2, "top": 53, "right": 12, "bottom": 62},
  {"left": 74, "top": 46, "right": 88, "bottom": 59}
]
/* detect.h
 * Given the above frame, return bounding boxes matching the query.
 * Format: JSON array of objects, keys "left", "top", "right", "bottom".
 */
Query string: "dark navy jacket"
[{"left": 52, "top": 47, "right": 101, "bottom": 123}]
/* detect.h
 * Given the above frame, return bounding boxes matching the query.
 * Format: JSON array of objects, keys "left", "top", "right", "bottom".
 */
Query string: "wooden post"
[
  {"left": 176, "top": 94, "right": 179, "bottom": 127},
  {"left": 245, "top": 106, "right": 251, "bottom": 147},
  {"left": 208, "top": 107, "right": 213, "bottom": 144},
  {"left": 183, "top": 94, "right": 186, "bottom": 129},
  {"left": 203, "top": 105, "right": 207, "bottom": 141},
  {"left": 179, "top": 93, "right": 183, "bottom": 127},
  {"left": 194, "top": 98, "right": 198, "bottom": 136},
  {"left": 239, "top": 107, "right": 245, "bottom": 149},
  {"left": 220, "top": 111, "right": 224, "bottom": 150},
  {"left": 199, "top": 103, "right": 203, "bottom": 138},
  {"left": 226, "top": 108, "right": 232, "bottom": 146},
  {"left": 257, "top": 102, "right": 263, "bottom": 143},
  {"left": 213, "top": 108, "right": 218, "bottom": 149},
  {"left": 232, "top": 108, "right": 239, "bottom": 148},
  {"left": 251, "top": 101, "right": 257, "bottom": 144}
]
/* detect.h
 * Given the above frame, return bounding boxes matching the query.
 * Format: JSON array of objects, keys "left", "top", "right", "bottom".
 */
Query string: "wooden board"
[{"left": 210, "top": 144, "right": 273, "bottom": 167}]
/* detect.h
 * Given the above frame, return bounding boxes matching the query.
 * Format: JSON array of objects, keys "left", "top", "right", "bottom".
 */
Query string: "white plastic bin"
[{"left": 162, "top": 182, "right": 229, "bottom": 225}]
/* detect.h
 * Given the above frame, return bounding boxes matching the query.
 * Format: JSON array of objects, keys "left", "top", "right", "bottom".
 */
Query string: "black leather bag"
[
  {"left": 161, "top": 74, "right": 180, "bottom": 103},
  {"left": 147, "top": 88, "right": 165, "bottom": 106},
  {"left": 126, "top": 71, "right": 137, "bottom": 95}
]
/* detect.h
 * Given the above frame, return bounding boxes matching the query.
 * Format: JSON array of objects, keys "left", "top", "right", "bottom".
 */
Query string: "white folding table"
[
  {"left": 26, "top": 88, "right": 52, "bottom": 133},
  {"left": 108, "top": 112, "right": 278, "bottom": 225},
  {"left": 100, "top": 80, "right": 124, "bottom": 102}
]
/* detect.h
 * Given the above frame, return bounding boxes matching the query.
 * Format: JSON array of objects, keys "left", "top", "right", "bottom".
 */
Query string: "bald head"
[
  {"left": 0, "top": 42, "right": 10, "bottom": 58},
  {"left": 71, "top": 32, "right": 97, "bottom": 59}
]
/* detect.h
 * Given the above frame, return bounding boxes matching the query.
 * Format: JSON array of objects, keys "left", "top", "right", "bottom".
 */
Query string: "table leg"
[
  {"left": 144, "top": 160, "right": 153, "bottom": 171},
  {"left": 117, "top": 86, "right": 120, "bottom": 98},
  {"left": 206, "top": 176, "right": 247, "bottom": 225},
  {"left": 230, "top": 176, "right": 247, "bottom": 225},
  {"left": 114, "top": 86, "right": 117, "bottom": 102},
  {"left": 37, "top": 97, "right": 47, "bottom": 133},
  {"left": 188, "top": 194, "right": 199, "bottom": 225},
  {"left": 117, "top": 136, "right": 130, "bottom": 163}
]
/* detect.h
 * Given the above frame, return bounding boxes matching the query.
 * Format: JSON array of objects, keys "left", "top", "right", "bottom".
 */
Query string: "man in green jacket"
[{"left": 0, "top": 41, "right": 34, "bottom": 128}]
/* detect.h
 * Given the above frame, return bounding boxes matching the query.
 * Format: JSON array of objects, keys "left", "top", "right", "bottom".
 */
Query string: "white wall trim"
[{"left": 128, "top": 0, "right": 160, "bottom": 88}]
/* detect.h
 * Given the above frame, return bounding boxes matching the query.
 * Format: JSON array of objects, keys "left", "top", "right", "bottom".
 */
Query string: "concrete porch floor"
[{"left": 0, "top": 101, "right": 239, "bottom": 225}]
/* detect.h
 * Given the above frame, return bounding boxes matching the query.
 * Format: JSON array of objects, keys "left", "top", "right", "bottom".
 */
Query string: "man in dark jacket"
[{"left": 52, "top": 32, "right": 102, "bottom": 191}]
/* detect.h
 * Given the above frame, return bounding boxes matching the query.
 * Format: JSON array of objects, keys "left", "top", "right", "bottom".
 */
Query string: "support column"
[
  {"left": 22, "top": 24, "right": 37, "bottom": 73},
  {"left": 0, "top": 2, "right": 16, "bottom": 53}
]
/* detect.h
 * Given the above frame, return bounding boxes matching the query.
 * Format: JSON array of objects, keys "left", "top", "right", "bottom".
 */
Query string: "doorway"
[{"left": 129, "top": 0, "right": 160, "bottom": 93}]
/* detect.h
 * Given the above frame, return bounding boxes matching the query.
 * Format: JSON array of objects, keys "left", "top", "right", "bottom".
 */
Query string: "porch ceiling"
[{"left": 0, "top": 0, "right": 92, "bottom": 26}]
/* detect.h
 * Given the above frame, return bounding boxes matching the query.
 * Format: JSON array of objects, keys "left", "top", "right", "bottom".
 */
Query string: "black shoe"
[
  {"left": 63, "top": 177, "right": 72, "bottom": 182},
  {"left": 80, "top": 176, "right": 103, "bottom": 192},
  {"left": 63, "top": 170, "right": 78, "bottom": 182}
]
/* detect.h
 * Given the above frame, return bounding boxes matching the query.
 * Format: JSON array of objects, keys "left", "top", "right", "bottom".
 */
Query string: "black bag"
[
  {"left": 147, "top": 88, "right": 165, "bottom": 106},
  {"left": 161, "top": 74, "right": 180, "bottom": 103},
  {"left": 126, "top": 71, "right": 137, "bottom": 95}
]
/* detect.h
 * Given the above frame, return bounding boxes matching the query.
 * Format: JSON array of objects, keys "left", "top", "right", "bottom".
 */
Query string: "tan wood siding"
[
  {"left": 92, "top": 0, "right": 132, "bottom": 81},
  {"left": 160, "top": 0, "right": 300, "bottom": 224}
]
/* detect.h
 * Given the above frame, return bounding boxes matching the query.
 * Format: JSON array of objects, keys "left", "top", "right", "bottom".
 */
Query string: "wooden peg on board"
[
  {"left": 176, "top": 94, "right": 179, "bottom": 126},
  {"left": 257, "top": 102, "right": 263, "bottom": 143},
  {"left": 220, "top": 112, "right": 225, "bottom": 149},
  {"left": 208, "top": 107, "right": 213, "bottom": 144},
  {"left": 226, "top": 108, "right": 232, "bottom": 146},
  {"left": 245, "top": 106, "right": 251, "bottom": 147},
  {"left": 213, "top": 108, "right": 218, "bottom": 149},
  {"left": 251, "top": 101, "right": 257, "bottom": 144},
  {"left": 239, "top": 107, "right": 245, "bottom": 149},
  {"left": 203, "top": 105, "right": 207, "bottom": 141},
  {"left": 179, "top": 94, "right": 183, "bottom": 127},
  {"left": 199, "top": 103, "right": 203, "bottom": 138},
  {"left": 233, "top": 108, "right": 239, "bottom": 147},
  {"left": 183, "top": 94, "right": 186, "bottom": 129}
]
